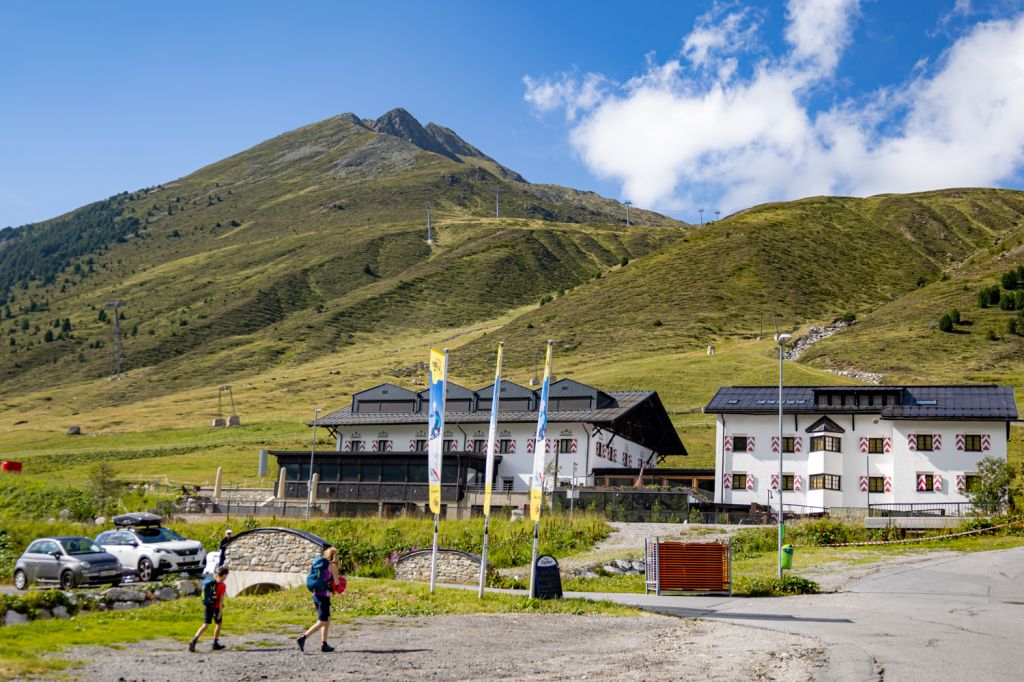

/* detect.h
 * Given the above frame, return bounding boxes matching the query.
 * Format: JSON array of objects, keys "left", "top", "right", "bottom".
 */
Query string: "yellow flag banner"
[
  {"left": 427, "top": 348, "right": 448, "bottom": 515},
  {"left": 529, "top": 341, "right": 553, "bottom": 522}
]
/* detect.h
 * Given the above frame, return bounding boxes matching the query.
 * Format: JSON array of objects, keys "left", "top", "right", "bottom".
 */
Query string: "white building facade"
[
  {"left": 316, "top": 378, "right": 684, "bottom": 492},
  {"left": 705, "top": 385, "right": 1018, "bottom": 511}
]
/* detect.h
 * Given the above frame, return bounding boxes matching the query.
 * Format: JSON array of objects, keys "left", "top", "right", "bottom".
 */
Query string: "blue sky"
[{"left": 2, "top": 0, "right": 1023, "bottom": 226}]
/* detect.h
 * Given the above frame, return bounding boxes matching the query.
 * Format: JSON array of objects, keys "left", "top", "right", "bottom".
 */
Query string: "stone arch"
[
  {"left": 237, "top": 582, "right": 283, "bottom": 596},
  {"left": 221, "top": 527, "right": 331, "bottom": 597},
  {"left": 393, "top": 549, "right": 491, "bottom": 586}
]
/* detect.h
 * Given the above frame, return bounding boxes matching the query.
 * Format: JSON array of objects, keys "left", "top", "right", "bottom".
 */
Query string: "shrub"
[
  {"left": 789, "top": 518, "right": 868, "bottom": 546},
  {"left": 1009, "top": 319, "right": 1019, "bottom": 336},
  {"left": 938, "top": 314, "right": 953, "bottom": 332},
  {"left": 999, "top": 293, "right": 1016, "bottom": 311},
  {"left": 731, "top": 527, "right": 777, "bottom": 556},
  {"left": 1002, "top": 270, "right": 1020, "bottom": 290},
  {"left": 652, "top": 320, "right": 663, "bottom": 327},
  {"left": 949, "top": 309, "right": 961, "bottom": 324},
  {"left": 620, "top": 257, "right": 629, "bottom": 266},
  {"left": 987, "top": 329, "right": 999, "bottom": 341},
  {"left": 979, "top": 285, "right": 1001, "bottom": 307},
  {"left": 841, "top": 312, "right": 856, "bottom": 324},
  {"left": 734, "top": 575, "right": 820, "bottom": 597},
  {"left": 967, "top": 457, "right": 1017, "bottom": 514}
]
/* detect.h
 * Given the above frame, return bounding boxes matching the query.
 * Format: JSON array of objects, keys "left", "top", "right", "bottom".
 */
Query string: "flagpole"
[
  {"left": 427, "top": 348, "right": 449, "bottom": 595},
  {"left": 529, "top": 519, "right": 540, "bottom": 598},
  {"left": 528, "top": 340, "right": 553, "bottom": 600},
  {"left": 479, "top": 341, "right": 504, "bottom": 598},
  {"left": 429, "top": 512, "right": 439, "bottom": 594}
]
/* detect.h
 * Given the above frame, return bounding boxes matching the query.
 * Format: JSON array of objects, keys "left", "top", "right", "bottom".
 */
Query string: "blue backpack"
[
  {"left": 200, "top": 576, "right": 218, "bottom": 607},
  {"left": 306, "top": 557, "right": 330, "bottom": 593}
]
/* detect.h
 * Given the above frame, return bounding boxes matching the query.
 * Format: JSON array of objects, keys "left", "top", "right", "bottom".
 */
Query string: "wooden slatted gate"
[{"left": 644, "top": 538, "right": 732, "bottom": 596}]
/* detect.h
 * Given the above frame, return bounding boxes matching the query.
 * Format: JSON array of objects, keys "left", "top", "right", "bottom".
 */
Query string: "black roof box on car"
[{"left": 113, "top": 512, "right": 162, "bottom": 528}]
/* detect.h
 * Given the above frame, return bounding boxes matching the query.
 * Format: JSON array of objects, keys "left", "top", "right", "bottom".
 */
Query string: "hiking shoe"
[
  {"left": 321, "top": 642, "right": 334, "bottom": 653},
  {"left": 212, "top": 641, "right": 226, "bottom": 651},
  {"left": 296, "top": 636, "right": 306, "bottom": 652},
  {"left": 188, "top": 639, "right": 197, "bottom": 653}
]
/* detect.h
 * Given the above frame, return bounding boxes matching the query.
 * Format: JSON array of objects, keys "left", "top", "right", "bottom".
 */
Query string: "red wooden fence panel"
[{"left": 655, "top": 541, "right": 730, "bottom": 593}]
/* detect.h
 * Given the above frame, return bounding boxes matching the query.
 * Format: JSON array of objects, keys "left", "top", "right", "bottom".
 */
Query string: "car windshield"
[
  {"left": 135, "top": 527, "right": 186, "bottom": 543},
  {"left": 61, "top": 538, "right": 102, "bottom": 555}
]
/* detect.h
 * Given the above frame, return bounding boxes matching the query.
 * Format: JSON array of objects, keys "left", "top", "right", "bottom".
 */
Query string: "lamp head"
[{"left": 774, "top": 333, "right": 792, "bottom": 346}]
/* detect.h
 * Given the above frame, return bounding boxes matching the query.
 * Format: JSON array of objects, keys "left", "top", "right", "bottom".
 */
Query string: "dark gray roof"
[
  {"left": 315, "top": 389, "right": 686, "bottom": 456},
  {"left": 705, "top": 385, "right": 1018, "bottom": 421},
  {"left": 322, "top": 390, "right": 647, "bottom": 426},
  {"left": 477, "top": 379, "right": 535, "bottom": 399},
  {"left": 352, "top": 383, "right": 420, "bottom": 402},
  {"left": 805, "top": 416, "right": 845, "bottom": 433},
  {"left": 886, "top": 386, "right": 1019, "bottom": 420},
  {"left": 416, "top": 381, "right": 476, "bottom": 400}
]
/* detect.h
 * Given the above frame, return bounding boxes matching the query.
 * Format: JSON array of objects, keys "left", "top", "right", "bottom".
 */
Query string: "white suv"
[{"left": 96, "top": 513, "right": 206, "bottom": 582}]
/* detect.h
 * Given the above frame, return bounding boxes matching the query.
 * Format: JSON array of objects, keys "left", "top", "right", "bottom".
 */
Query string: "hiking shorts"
[
  {"left": 203, "top": 606, "right": 222, "bottom": 625},
  {"left": 313, "top": 594, "right": 331, "bottom": 622}
]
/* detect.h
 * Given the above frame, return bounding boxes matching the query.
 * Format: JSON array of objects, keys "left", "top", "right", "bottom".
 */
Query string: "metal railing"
[
  {"left": 282, "top": 481, "right": 461, "bottom": 503},
  {"left": 869, "top": 502, "right": 977, "bottom": 517}
]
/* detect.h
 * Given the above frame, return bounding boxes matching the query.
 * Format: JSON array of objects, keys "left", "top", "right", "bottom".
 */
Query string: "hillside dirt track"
[{"left": 58, "top": 613, "right": 825, "bottom": 681}]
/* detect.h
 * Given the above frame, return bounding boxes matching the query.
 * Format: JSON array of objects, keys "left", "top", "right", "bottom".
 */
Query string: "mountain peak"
[{"left": 371, "top": 108, "right": 458, "bottom": 161}]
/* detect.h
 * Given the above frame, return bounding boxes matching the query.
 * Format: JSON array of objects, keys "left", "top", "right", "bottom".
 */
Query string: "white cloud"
[
  {"left": 523, "top": 72, "right": 607, "bottom": 122},
  {"left": 784, "top": 0, "right": 860, "bottom": 73},
  {"left": 683, "top": 3, "right": 763, "bottom": 67},
  {"left": 523, "top": 0, "right": 1024, "bottom": 215}
]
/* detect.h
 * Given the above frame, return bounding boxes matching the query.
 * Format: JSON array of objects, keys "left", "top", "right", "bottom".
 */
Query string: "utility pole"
[
  {"left": 624, "top": 200, "right": 632, "bottom": 226},
  {"left": 106, "top": 301, "right": 124, "bottom": 380},
  {"left": 715, "top": 210, "right": 721, "bottom": 222},
  {"left": 424, "top": 200, "right": 433, "bottom": 243},
  {"left": 494, "top": 185, "right": 501, "bottom": 218},
  {"left": 698, "top": 208, "right": 704, "bottom": 226}
]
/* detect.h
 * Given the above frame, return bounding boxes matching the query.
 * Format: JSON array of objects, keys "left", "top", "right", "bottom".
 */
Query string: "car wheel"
[
  {"left": 13, "top": 569, "right": 28, "bottom": 591},
  {"left": 138, "top": 557, "right": 155, "bottom": 582},
  {"left": 60, "top": 570, "right": 78, "bottom": 590}
]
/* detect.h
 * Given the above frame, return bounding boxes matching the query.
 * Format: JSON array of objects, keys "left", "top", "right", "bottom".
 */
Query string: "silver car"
[{"left": 13, "top": 536, "right": 122, "bottom": 590}]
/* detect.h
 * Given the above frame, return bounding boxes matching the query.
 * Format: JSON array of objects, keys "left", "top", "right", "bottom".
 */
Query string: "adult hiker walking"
[
  {"left": 189, "top": 566, "right": 229, "bottom": 652},
  {"left": 297, "top": 546, "right": 344, "bottom": 653}
]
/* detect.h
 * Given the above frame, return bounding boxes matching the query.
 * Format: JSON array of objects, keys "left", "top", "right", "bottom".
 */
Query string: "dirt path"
[{"left": 59, "top": 613, "right": 826, "bottom": 681}]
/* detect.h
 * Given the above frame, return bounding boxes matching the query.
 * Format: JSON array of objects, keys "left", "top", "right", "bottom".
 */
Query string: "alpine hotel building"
[{"left": 705, "top": 385, "right": 1019, "bottom": 512}]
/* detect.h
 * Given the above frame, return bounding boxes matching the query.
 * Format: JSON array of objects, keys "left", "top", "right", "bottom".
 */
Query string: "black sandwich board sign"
[{"left": 534, "top": 555, "right": 562, "bottom": 599}]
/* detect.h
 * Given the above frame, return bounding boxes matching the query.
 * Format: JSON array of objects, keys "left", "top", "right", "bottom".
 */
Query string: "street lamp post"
[
  {"left": 307, "top": 407, "right": 322, "bottom": 518},
  {"left": 775, "top": 333, "right": 791, "bottom": 579},
  {"left": 698, "top": 208, "right": 704, "bottom": 226},
  {"left": 624, "top": 200, "right": 632, "bottom": 226}
]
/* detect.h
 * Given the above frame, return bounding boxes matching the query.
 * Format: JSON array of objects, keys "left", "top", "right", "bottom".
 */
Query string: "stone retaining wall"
[
  {"left": 393, "top": 549, "right": 490, "bottom": 585},
  {"left": 225, "top": 530, "right": 323, "bottom": 574},
  {"left": 1, "top": 580, "right": 199, "bottom": 627}
]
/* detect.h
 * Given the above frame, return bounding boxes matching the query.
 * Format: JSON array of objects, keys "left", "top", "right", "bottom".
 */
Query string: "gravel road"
[{"left": 60, "top": 613, "right": 825, "bottom": 681}]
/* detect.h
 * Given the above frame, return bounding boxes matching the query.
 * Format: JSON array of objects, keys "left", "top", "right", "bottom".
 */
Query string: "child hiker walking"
[
  {"left": 297, "top": 546, "right": 344, "bottom": 653},
  {"left": 190, "top": 566, "right": 229, "bottom": 652}
]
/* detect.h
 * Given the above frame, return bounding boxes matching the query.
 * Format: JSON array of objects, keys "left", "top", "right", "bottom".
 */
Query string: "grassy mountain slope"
[
  {"left": 1, "top": 107, "right": 1023, "bottom": 484},
  {"left": 0, "top": 109, "right": 682, "bottom": 400},
  {"left": 455, "top": 189, "right": 1024, "bottom": 375}
]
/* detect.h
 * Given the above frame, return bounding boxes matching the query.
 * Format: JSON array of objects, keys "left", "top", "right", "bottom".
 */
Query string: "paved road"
[{"left": 573, "top": 547, "right": 1024, "bottom": 681}]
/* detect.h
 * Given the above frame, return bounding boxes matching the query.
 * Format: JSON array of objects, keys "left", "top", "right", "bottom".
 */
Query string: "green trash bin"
[{"left": 781, "top": 544, "right": 794, "bottom": 570}]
